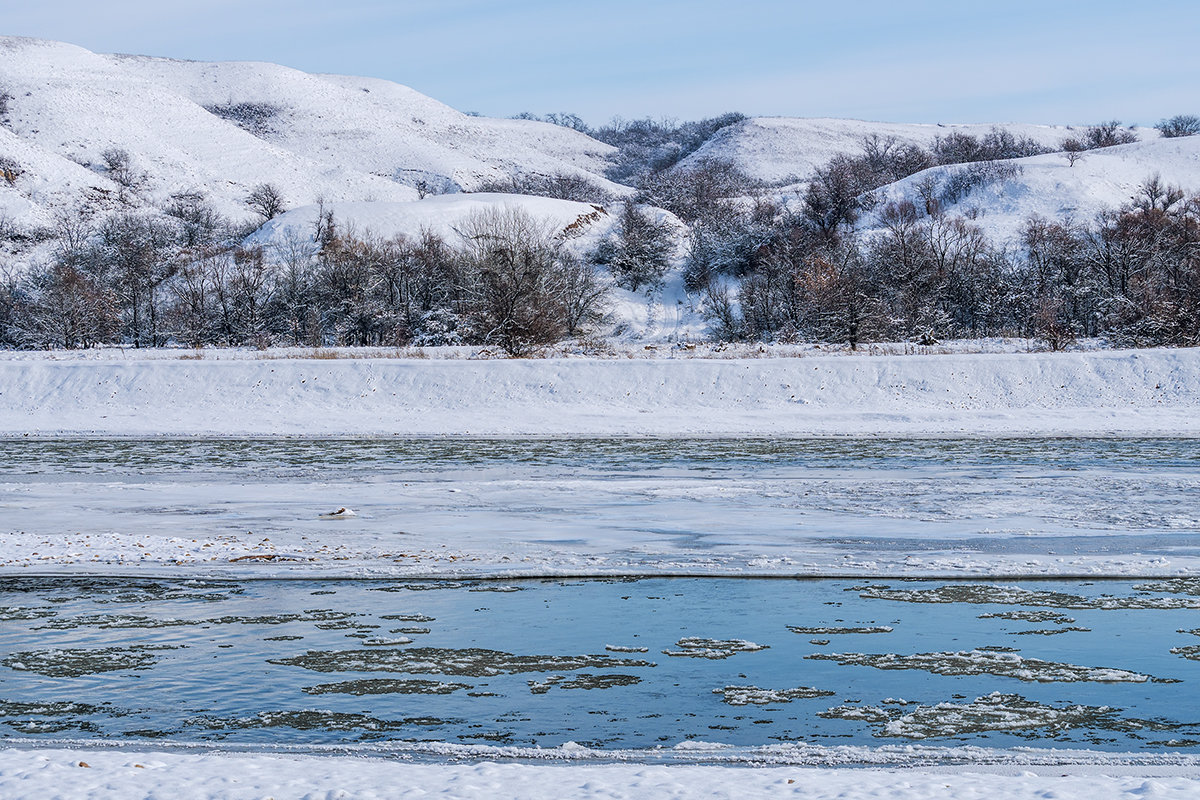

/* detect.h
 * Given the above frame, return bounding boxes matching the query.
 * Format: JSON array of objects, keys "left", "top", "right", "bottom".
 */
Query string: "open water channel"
[{"left": 3, "top": 576, "right": 1200, "bottom": 756}]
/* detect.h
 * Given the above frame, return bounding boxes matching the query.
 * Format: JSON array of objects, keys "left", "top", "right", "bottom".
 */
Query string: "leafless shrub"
[
  {"left": 457, "top": 207, "right": 607, "bottom": 355},
  {"left": 1061, "top": 138, "right": 1086, "bottom": 167},
  {"left": 205, "top": 101, "right": 285, "bottom": 138},
  {"left": 1066, "top": 121, "right": 1139, "bottom": 153},
  {"left": 933, "top": 127, "right": 1051, "bottom": 164},
  {"left": 475, "top": 172, "right": 612, "bottom": 204},
  {"left": 1156, "top": 115, "right": 1200, "bottom": 138},
  {"left": 937, "top": 161, "right": 1023, "bottom": 207},
  {"left": 100, "top": 147, "right": 143, "bottom": 190},
  {"left": 0, "top": 155, "right": 21, "bottom": 185}
]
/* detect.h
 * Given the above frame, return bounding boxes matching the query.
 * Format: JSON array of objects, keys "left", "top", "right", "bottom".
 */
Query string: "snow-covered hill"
[
  {"left": 866, "top": 135, "right": 1200, "bottom": 246},
  {"left": 0, "top": 36, "right": 618, "bottom": 229},
  {"left": 679, "top": 117, "right": 1089, "bottom": 186},
  {"left": 4, "top": 35, "right": 1199, "bottom": 347}
]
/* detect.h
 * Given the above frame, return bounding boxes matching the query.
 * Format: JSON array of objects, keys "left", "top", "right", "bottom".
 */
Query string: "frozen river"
[
  {"left": 1, "top": 437, "right": 1199, "bottom": 576},
  {"left": 3, "top": 438, "right": 1200, "bottom": 765},
  {"left": 3, "top": 576, "right": 1200, "bottom": 760}
]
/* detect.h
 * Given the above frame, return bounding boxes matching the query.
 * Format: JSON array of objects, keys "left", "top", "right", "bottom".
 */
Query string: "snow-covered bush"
[
  {"left": 592, "top": 113, "right": 747, "bottom": 186},
  {"left": 592, "top": 203, "right": 673, "bottom": 291},
  {"left": 936, "top": 161, "right": 1023, "bottom": 207},
  {"left": 933, "top": 128, "right": 1051, "bottom": 164},
  {"left": 246, "top": 183, "right": 287, "bottom": 221},
  {"left": 1062, "top": 121, "right": 1139, "bottom": 154},
  {"left": 412, "top": 308, "right": 464, "bottom": 347},
  {"left": 100, "top": 147, "right": 142, "bottom": 190},
  {"left": 637, "top": 158, "right": 758, "bottom": 223}
]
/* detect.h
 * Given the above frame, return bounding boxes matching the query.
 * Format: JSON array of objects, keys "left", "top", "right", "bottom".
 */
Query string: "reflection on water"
[{"left": 2, "top": 576, "right": 1199, "bottom": 756}]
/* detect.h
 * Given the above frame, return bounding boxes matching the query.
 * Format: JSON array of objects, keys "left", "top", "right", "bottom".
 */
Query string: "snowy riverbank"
[
  {"left": 2, "top": 346, "right": 1199, "bottom": 437},
  {"left": 2, "top": 747, "right": 1199, "bottom": 800}
]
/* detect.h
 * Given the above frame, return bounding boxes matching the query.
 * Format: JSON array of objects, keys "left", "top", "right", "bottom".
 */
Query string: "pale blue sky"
[{"left": 6, "top": 0, "right": 1197, "bottom": 126}]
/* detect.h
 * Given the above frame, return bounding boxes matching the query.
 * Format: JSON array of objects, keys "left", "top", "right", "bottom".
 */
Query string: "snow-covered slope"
[
  {"left": 680, "top": 117, "right": 1084, "bottom": 185},
  {"left": 121, "top": 54, "right": 620, "bottom": 195},
  {"left": 3, "top": 348, "right": 1197, "bottom": 437},
  {"left": 4, "top": 35, "right": 1198, "bottom": 346},
  {"left": 868, "top": 135, "right": 1200, "bottom": 246},
  {"left": 0, "top": 36, "right": 618, "bottom": 230}
]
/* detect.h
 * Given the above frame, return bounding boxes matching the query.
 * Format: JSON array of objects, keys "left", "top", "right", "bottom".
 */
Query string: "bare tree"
[
  {"left": 456, "top": 207, "right": 603, "bottom": 355},
  {"left": 1082, "top": 121, "right": 1139, "bottom": 149},
  {"left": 1061, "top": 137, "right": 1085, "bottom": 167},
  {"left": 247, "top": 183, "right": 287, "bottom": 221},
  {"left": 28, "top": 263, "right": 119, "bottom": 349}
]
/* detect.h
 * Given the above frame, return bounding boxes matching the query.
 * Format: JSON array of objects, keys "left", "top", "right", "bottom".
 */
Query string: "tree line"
[{"left": 0, "top": 202, "right": 608, "bottom": 356}]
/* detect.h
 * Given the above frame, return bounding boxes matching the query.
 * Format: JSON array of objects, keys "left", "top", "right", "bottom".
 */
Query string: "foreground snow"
[
  {"left": 2, "top": 347, "right": 1199, "bottom": 437},
  {"left": 2, "top": 747, "right": 1198, "bottom": 800}
]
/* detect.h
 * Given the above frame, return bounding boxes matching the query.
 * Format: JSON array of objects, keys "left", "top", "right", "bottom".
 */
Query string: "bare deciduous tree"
[
  {"left": 1061, "top": 137, "right": 1085, "bottom": 167},
  {"left": 247, "top": 183, "right": 287, "bottom": 221}
]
